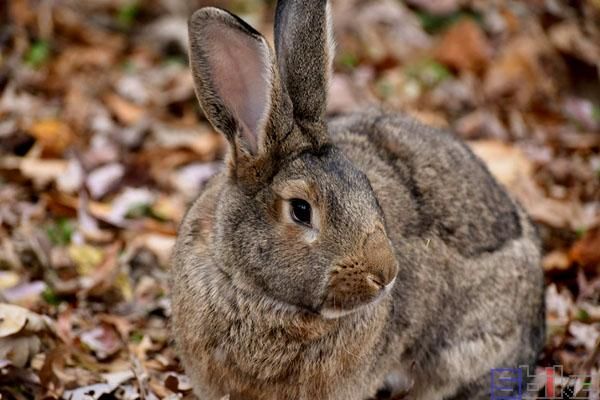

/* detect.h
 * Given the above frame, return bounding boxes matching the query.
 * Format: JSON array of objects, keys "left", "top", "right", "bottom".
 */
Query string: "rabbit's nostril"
[{"left": 367, "top": 274, "right": 385, "bottom": 290}]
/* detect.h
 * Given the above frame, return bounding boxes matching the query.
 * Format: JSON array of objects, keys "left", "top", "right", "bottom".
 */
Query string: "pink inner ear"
[{"left": 203, "top": 24, "right": 271, "bottom": 152}]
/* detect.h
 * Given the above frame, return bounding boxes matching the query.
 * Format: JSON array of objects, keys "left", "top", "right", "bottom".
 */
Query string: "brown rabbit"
[{"left": 170, "top": 1, "right": 545, "bottom": 399}]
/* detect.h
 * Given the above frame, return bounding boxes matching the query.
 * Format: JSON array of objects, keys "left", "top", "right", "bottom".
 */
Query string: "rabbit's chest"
[
  {"left": 214, "top": 322, "right": 304, "bottom": 379},
  {"left": 202, "top": 316, "right": 374, "bottom": 399}
]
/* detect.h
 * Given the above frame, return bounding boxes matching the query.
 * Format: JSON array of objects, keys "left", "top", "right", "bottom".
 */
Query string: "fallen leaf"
[
  {"left": 80, "top": 324, "right": 122, "bottom": 360},
  {"left": 546, "top": 284, "right": 573, "bottom": 326},
  {"left": 1, "top": 157, "right": 68, "bottom": 188},
  {"left": 57, "top": 158, "right": 85, "bottom": 194},
  {"left": 170, "top": 162, "right": 221, "bottom": 199},
  {"left": 129, "top": 233, "right": 175, "bottom": 268},
  {"left": 543, "top": 250, "right": 571, "bottom": 271},
  {"left": 64, "top": 383, "right": 118, "bottom": 400},
  {"left": 563, "top": 97, "right": 600, "bottom": 132},
  {"left": 569, "top": 228, "right": 600, "bottom": 270},
  {"left": 27, "top": 119, "right": 75, "bottom": 156},
  {"left": 0, "top": 304, "right": 28, "bottom": 337},
  {"left": 468, "top": 139, "right": 533, "bottom": 188},
  {"left": 332, "top": 0, "right": 431, "bottom": 64},
  {"left": 102, "top": 369, "right": 135, "bottom": 387},
  {"left": 86, "top": 163, "right": 125, "bottom": 199},
  {"left": 484, "top": 33, "right": 566, "bottom": 107},
  {"left": 2, "top": 281, "right": 47, "bottom": 307},
  {"left": 108, "top": 187, "right": 155, "bottom": 225},
  {"left": 457, "top": 111, "right": 509, "bottom": 140},
  {"left": 549, "top": 21, "right": 600, "bottom": 67},
  {"left": 0, "top": 304, "right": 51, "bottom": 367},
  {"left": 69, "top": 244, "right": 104, "bottom": 277},
  {"left": 103, "top": 93, "right": 145, "bottom": 125},
  {"left": 0, "top": 271, "right": 20, "bottom": 290},
  {"left": 434, "top": 19, "right": 492, "bottom": 72},
  {"left": 405, "top": 0, "right": 459, "bottom": 15},
  {"left": 569, "top": 321, "right": 600, "bottom": 351},
  {"left": 0, "top": 335, "right": 41, "bottom": 368},
  {"left": 152, "top": 123, "right": 224, "bottom": 157}
]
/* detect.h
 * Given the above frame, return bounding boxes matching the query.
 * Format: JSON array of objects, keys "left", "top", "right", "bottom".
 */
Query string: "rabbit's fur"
[{"left": 170, "top": 1, "right": 545, "bottom": 399}]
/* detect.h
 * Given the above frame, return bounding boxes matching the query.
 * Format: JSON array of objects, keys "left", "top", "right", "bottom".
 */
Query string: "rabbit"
[{"left": 169, "top": 0, "right": 545, "bottom": 399}]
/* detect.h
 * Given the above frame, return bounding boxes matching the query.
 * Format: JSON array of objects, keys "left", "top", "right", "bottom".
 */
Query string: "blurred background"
[{"left": 0, "top": 0, "right": 599, "bottom": 398}]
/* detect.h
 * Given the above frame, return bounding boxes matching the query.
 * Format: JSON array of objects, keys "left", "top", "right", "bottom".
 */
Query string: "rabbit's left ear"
[
  {"left": 188, "top": 7, "right": 293, "bottom": 160},
  {"left": 275, "top": 0, "right": 335, "bottom": 145}
]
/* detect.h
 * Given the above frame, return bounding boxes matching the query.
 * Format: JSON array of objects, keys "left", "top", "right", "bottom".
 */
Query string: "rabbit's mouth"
[{"left": 319, "top": 276, "right": 396, "bottom": 319}]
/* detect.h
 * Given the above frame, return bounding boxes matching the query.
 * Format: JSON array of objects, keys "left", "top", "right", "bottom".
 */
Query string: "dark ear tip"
[
  {"left": 189, "top": 7, "right": 263, "bottom": 40},
  {"left": 189, "top": 7, "right": 226, "bottom": 28}
]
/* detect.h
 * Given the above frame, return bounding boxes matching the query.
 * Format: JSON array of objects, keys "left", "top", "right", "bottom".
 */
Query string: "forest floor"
[{"left": 0, "top": 0, "right": 599, "bottom": 399}]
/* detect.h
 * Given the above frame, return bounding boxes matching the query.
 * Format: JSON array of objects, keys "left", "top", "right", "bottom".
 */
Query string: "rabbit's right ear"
[
  {"left": 275, "top": 0, "right": 334, "bottom": 145},
  {"left": 188, "top": 8, "right": 293, "bottom": 175}
]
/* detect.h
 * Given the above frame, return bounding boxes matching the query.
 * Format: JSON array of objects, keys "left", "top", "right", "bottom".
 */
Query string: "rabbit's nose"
[{"left": 362, "top": 228, "right": 398, "bottom": 288}]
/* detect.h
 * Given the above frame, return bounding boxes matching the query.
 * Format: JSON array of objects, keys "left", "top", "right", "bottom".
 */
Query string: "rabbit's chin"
[{"left": 319, "top": 277, "right": 396, "bottom": 320}]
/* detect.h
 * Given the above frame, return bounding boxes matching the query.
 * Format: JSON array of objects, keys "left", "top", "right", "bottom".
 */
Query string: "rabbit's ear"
[
  {"left": 275, "top": 0, "right": 334, "bottom": 142},
  {"left": 188, "top": 8, "right": 291, "bottom": 157}
]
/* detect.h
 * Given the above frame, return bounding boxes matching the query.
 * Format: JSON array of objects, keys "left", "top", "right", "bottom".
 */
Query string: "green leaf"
[
  {"left": 406, "top": 59, "right": 452, "bottom": 87},
  {"left": 163, "top": 55, "right": 187, "bottom": 67},
  {"left": 575, "top": 227, "right": 587, "bottom": 239},
  {"left": 592, "top": 104, "right": 600, "bottom": 122},
  {"left": 338, "top": 52, "right": 359, "bottom": 71},
  {"left": 125, "top": 203, "right": 167, "bottom": 222},
  {"left": 46, "top": 218, "right": 74, "bottom": 246},
  {"left": 576, "top": 308, "right": 590, "bottom": 322},
  {"left": 376, "top": 80, "right": 395, "bottom": 100},
  {"left": 130, "top": 331, "right": 144, "bottom": 343},
  {"left": 122, "top": 59, "right": 136, "bottom": 72},
  {"left": 117, "top": 2, "right": 140, "bottom": 28},
  {"left": 25, "top": 40, "right": 51, "bottom": 68},
  {"left": 42, "top": 287, "right": 62, "bottom": 306},
  {"left": 416, "top": 11, "right": 482, "bottom": 34}
]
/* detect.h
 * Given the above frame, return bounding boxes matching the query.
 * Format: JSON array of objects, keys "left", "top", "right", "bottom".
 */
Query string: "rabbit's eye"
[{"left": 290, "top": 198, "right": 311, "bottom": 226}]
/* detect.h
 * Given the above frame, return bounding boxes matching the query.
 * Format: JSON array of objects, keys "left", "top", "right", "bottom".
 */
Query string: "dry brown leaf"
[
  {"left": 80, "top": 324, "right": 122, "bottom": 360},
  {"left": 469, "top": 141, "right": 592, "bottom": 229},
  {"left": 569, "top": 228, "right": 600, "bottom": 270},
  {"left": 543, "top": 250, "right": 571, "bottom": 271},
  {"left": 484, "top": 33, "right": 565, "bottom": 107},
  {"left": 434, "top": 19, "right": 492, "bottom": 72},
  {"left": 1, "top": 157, "right": 68, "bottom": 187},
  {"left": 468, "top": 140, "right": 533, "bottom": 189},
  {"left": 103, "top": 93, "right": 145, "bottom": 125},
  {"left": 79, "top": 243, "right": 121, "bottom": 297},
  {"left": 128, "top": 233, "right": 175, "bottom": 268},
  {"left": 513, "top": 178, "right": 588, "bottom": 230},
  {"left": 456, "top": 110, "right": 508, "bottom": 140},
  {"left": 332, "top": 0, "right": 431, "bottom": 64},
  {"left": 27, "top": 119, "right": 75, "bottom": 156},
  {"left": 152, "top": 123, "right": 224, "bottom": 157},
  {"left": 549, "top": 22, "right": 600, "bottom": 67}
]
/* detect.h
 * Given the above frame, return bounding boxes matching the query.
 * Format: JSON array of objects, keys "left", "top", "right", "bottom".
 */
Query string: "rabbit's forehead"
[
  {"left": 273, "top": 150, "right": 382, "bottom": 218},
  {"left": 276, "top": 151, "right": 369, "bottom": 192}
]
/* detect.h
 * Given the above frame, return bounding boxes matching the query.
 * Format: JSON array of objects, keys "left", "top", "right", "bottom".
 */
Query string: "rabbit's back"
[{"left": 329, "top": 110, "right": 525, "bottom": 256}]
